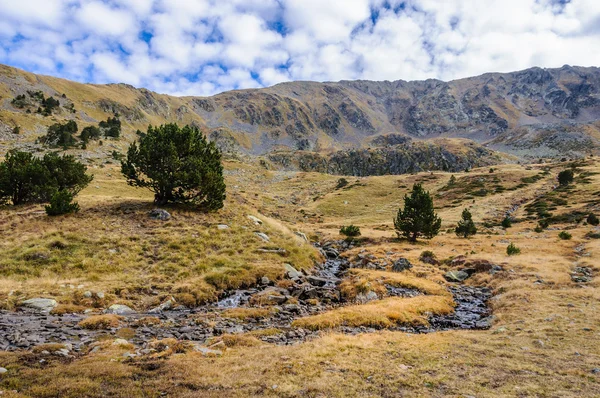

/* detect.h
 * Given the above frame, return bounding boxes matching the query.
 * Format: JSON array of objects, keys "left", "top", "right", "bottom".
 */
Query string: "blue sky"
[{"left": 0, "top": 0, "right": 599, "bottom": 96}]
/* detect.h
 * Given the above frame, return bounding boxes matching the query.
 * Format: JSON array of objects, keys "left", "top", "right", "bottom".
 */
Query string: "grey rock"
[
  {"left": 20, "top": 298, "right": 57, "bottom": 312},
  {"left": 355, "top": 291, "right": 379, "bottom": 304},
  {"left": 0, "top": 367, "right": 7, "bottom": 374},
  {"left": 148, "top": 298, "right": 175, "bottom": 314},
  {"left": 83, "top": 291, "right": 92, "bottom": 298},
  {"left": 105, "top": 304, "right": 135, "bottom": 315},
  {"left": 444, "top": 270, "right": 470, "bottom": 282},
  {"left": 217, "top": 224, "right": 230, "bottom": 230},
  {"left": 392, "top": 258, "right": 413, "bottom": 272},
  {"left": 255, "top": 232, "right": 270, "bottom": 242},
  {"left": 248, "top": 215, "right": 263, "bottom": 225},
  {"left": 194, "top": 346, "right": 223, "bottom": 356},
  {"left": 284, "top": 264, "right": 302, "bottom": 279},
  {"left": 295, "top": 231, "right": 309, "bottom": 242},
  {"left": 149, "top": 209, "right": 171, "bottom": 221},
  {"left": 96, "top": 292, "right": 105, "bottom": 299},
  {"left": 307, "top": 276, "right": 329, "bottom": 287}
]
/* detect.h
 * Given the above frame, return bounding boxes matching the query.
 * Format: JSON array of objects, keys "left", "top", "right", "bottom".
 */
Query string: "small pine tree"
[
  {"left": 558, "top": 169, "right": 574, "bottom": 186},
  {"left": 506, "top": 243, "right": 521, "bottom": 256},
  {"left": 449, "top": 175, "right": 456, "bottom": 185},
  {"left": 587, "top": 213, "right": 599, "bottom": 226},
  {"left": 394, "top": 183, "right": 442, "bottom": 242},
  {"left": 455, "top": 208, "right": 477, "bottom": 238},
  {"left": 502, "top": 216, "right": 512, "bottom": 229},
  {"left": 340, "top": 225, "right": 361, "bottom": 237},
  {"left": 558, "top": 231, "right": 572, "bottom": 240},
  {"left": 45, "top": 190, "right": 80, "bottom": 216}
]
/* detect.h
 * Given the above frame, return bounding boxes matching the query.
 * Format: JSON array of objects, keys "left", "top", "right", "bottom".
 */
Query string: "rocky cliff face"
[{"left": 0, "top": 64, "right": 599, "bottom": 173}]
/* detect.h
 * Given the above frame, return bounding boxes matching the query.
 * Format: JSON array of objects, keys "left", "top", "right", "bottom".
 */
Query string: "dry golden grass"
[
  {"left": 78, "top": 314, "right": 122, "bottom": 330},
  {"left": 50, "top": 304, "right": 87, "bottom": 315},
  {"left": 292, "top": 295, "right": 454, "bottom": 330},
  {"left": 1, "top": 157, "right": 600, "bottom": 397}
]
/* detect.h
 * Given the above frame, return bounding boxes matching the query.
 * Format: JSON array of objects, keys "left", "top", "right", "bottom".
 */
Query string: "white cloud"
[{"left": 0, "top": 0, "right": 599, "bottom": 95}]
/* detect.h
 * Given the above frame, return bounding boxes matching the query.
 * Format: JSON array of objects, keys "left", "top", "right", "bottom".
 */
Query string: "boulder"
[
  {"left": 355, "top": 291, "right": 379, "bottom": 304},
  {"left": 0, "top": 367, "right": 6, "bottom": 374},
  {"left": 148, "top": 298, "right": 175, "bottom": 314},
  {"left": 105, "top": 304, "right": 135, "bottom": 315},
  {"left": 149, "top": 209, "right": 171, "bottom": 221},
  {"left": 248, "top": 215, "right": 263, "bottom": 225},
  {"left": 284, "top": 264, "right": 302, "bottom": 279},
  {"left": 392, "top": 258, "right": 413, "bottom": 272},
  {"left": 444, "top": 270, "right": 470, "bottom": 283},
  {"left": 20, "top": 298, "right": 57, "bottom": 312},
  {"left": 307, "top": 276, "right": 329, "bottom": 287},
  {"left": 255, "top": 232, "right": 270, "bottom": 242}
]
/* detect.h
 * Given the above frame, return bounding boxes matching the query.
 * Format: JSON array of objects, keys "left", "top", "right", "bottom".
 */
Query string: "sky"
[{"left": 0, "top": 0, "right": 599, "bottom": 96}]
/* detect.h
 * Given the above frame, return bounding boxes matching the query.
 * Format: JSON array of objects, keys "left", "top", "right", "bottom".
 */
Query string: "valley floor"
[{"left": 0, "top": 158, "right": 599, "bottom": 397}]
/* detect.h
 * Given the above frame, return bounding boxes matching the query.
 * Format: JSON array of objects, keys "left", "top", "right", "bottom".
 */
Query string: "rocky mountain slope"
[{"left": 1, "top": 63, "right": 599, "bottom": 174}]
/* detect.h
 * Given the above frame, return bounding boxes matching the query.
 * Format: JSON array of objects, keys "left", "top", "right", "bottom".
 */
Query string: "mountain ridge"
[{"left": 1, "top": 63, "right": 599, "bottom": 174}]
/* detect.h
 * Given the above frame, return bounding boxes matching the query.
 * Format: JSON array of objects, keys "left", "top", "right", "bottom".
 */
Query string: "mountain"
[{"left": 1, "top": 63, "right": 599, "bottom": 174}]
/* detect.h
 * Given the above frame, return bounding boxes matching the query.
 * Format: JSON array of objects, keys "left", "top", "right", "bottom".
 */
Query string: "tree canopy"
[
  {"left": 121, "top": 123, "right": 226, "bottom": 210},
  {"left": 455, "top": 208, "right": 477, "bottom": 238},
  {"left": 394, "top": 183, "right": 441, "bottom": 242}
]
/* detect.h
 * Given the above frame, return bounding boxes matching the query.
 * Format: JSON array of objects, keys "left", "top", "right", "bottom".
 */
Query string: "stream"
[{"left": 0, "top": 242, "right": 493, "bottom": 353}]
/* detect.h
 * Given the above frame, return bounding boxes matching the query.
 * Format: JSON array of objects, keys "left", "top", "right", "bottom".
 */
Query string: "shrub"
[
  {"left": 587, "top": 213, "right": 599, "bottom": 226},
  {"left": 558, "top": 169, "right": 574, "bottom": 186},
  {"left": 455, "top": 208, "right": 477, "bottom": 238},
  {"left": 506, "top": 243, "right": 521, "bottom": 256},
  {"left": 99, "top": 116, "right": 121, "bottom": 138},
  {"left": 45, "top": 190, "right": 80, "bottom": 216},
  {"left": 41, "top": 120, "right": 78, "bottom": 148},
  {"left": 335, "top": 178, "right": 349, "bottom": 189},
  {"left": 558, "top": 231, "right": 572, "bottom": 240},
  {"left": 502, "top": 216, "right": 512, "bottom": 229},
  {"left": 0, "top": 150, "right": 92, "bottom": 206},
  {"left": 340, "top": 225, "right": 361, "bottom": 237},
  {"left": 122, "top": 123, "right": 226, "bottom": 209},
  {"left": 534, "top": 226, "right": 544, "bottom": 233},
  {"left": 394, "top": 183, "right": 442, "bottom": 242},
  {"left": 80, "top": 126, "right": 101, "bottom": 143}
]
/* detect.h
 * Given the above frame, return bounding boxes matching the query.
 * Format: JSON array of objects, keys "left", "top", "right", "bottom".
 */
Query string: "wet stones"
[{"left": 571, "top": 266, "right": 593, "bottom": 283}]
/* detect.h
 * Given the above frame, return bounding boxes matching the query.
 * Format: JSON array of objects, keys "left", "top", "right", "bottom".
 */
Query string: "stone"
[
  {"left": 284, "top": 264, "right": 302, "bottom": 279},
  {"left": 295, "top": 231, "right": 309, "bottom": 242},
  {"left": 324, "top": 248, "right": 340, "bottom": 258},
  {"left": 248, "top": 215, "right": 263, "bottom": 225},
  {"left": 96, "top": 292, "right": 105, "bottom": 299},
  {"left": 255, "top": 232, "right": 270, "bottom": 242},
  {"left": 148, "top": 298, "right": 175, "bottom": 314},
  {"left": 444, "top": 270, "right": 470, "bottom": 282},
  {"left": 260, "top": 276, "right": 270, "bottom": 285},
  {"left": 355, "top": 291, "right": 379, "bottom": 304},
  {"left": 20, "top": 298, "right": 57, "bottom": 312},
  {"left": 193, "top": 345, "right": 223, "bottom": 356},
  {"left": 391, "top": 258, "right": 412, "bottom": 272},
  {"left": 83, "top": 291, "right": 92, "bottom": 298},
  {"left": 217, "top": 224, "right": 230, "bottom": 230},
  {"left": 0, "top": 367, "right": 7, "bottom": 374},
  {"left": 149, "top": 209, "right": 171, "bottom": 221},
  {"left": 105, "top": 304, "right": 135, "bottom": 315},
  {"left": 307, "top": 276, "right": 329, "bottom": 287}
]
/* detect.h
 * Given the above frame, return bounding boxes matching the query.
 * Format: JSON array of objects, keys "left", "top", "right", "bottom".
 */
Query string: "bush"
[
  {"left": 339, "top": 225, "right": 361, "bottom": 237},
  {"left": 558, "top": 231, "right": 572, "bottom": 240},
  {"left": 0, "top": 150, "right": 92, "bottom": 206},
  {"left": 45, "top": 190, "right": 80, "bottom": 216},
  {"left": 121, "top": 123, "right": 226, "bottom": 210},
  {"left": 80, "top": 126, "right": 101, "bottom": 143},
  {"left": 455, "top": 208, "right": 477, "bottom": 238},
  {"left": 558, "top": 169, "right": 574, "bottom": 186},
  {"left": 394, "top": 183, "right": 442, "bottom": 242},
  {"left": 335, "top": 178, "right": 349, "bottom": 189},
  {"left": 41, "top": 120, "right": 78, "bottom": 148},
  {"left": 506, "top": 243, "right": 521, "bottom": 256},
  {"left": 587, "top": 213, "right": 599, "bottom": 226},
  {"left": 534, "top": 226, "right": 544, "bottom": 233},
  {"left": 501, "top": 216, "right": 512, "bottom": 229},
  {"left": 99, "top": 116, "right": 121, "bottom": 138}
]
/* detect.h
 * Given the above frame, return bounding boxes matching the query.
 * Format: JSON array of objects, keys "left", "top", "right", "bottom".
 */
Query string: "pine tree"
[
  {"left": 121, "top": 123, "right": 226, "bottom": 210},
  {"left": 455, "top": 208, "right": 477, "bottom": 238},
  {"left": 394, "top": 183, "right": 442, "bottom": 242}
]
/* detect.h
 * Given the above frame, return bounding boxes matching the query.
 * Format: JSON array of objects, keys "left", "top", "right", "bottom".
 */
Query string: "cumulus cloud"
[{"left": 0, "top": 0, "right": 599, "bottom": 96}]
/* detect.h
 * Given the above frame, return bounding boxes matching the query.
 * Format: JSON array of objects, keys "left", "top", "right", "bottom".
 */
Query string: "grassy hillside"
[{"left": 0, "top": 156, "right": 599, "bottom": 396}]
